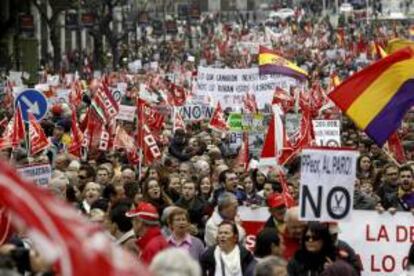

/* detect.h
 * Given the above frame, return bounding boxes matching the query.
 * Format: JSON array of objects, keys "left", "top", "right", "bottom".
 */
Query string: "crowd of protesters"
[{"left": 0, "top": 1, "right": 414, "bottom": 276}]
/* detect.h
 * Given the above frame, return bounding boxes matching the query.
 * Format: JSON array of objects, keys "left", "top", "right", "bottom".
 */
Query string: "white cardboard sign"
[
  {"left": 17, "top": 164, "right": 52, "bottom": 187},
  {"left": 299, "top": 148, "right": 358, "bottom": 221},
  {"left": 116, "top": 105, "right": 136, "bottom": 122},
  {"left": 312, "top": 120, "right": 341, "bottom": 147}
]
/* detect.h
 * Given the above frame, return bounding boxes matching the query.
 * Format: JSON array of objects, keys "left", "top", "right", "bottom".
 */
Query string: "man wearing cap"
[
  {"left": 126, "top": 202, "right": 169, "bottom": 264},
  {"left": 264, "top": 193, "right": 287, "bottom": 234}
]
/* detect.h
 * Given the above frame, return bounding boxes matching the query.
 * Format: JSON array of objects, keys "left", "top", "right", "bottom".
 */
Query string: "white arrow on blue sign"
[{"left": 15, "top": 89, "right": 48, "bottom": 122}]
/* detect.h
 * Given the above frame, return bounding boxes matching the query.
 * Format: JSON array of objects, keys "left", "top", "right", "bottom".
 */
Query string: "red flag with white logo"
[
  {"left": 173, "top": 108, "right": 186, "bottom": 132},
  {"left": 136, "top": 123, "right": 162, "bottom": 165},
  {"left": 136, "top": 98, "right": 164, "bottom": 132},
  {"left": 28, "top": 113, "right": 50, "bottom": 155},
  {"left": 12, "top": 104, "right": 26, "bottom": 148},
  {"left": 0, "top": 160, "right": 146, "bottom": 276},
  {"left": 167, "top": 83, "right": 187, "bottom": 106},
  {"left": 68, "top": 110, "right": 83, "bottom": 157},
  {"left": 209, "top": 102, "right": 228, "bottom": 131}
]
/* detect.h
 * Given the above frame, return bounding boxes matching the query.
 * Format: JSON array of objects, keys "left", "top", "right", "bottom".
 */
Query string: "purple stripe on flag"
[
  {"left": 364, "top": 79, "right": 414, "bottom": 146},
  {"left": 259, "top": 64, "right": 308, "bottom": 81}
]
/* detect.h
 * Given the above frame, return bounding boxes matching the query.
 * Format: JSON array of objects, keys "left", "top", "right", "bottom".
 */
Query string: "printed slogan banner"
[
  {"left": 239, "top": 207, "right": 412, "bottom": 276},
  {"left": 339, "top": 210, "right": 413, "bottom": 276},
  {"left": 299, "top": 148, "right": 358, "bottom": 221},
  {"left": 196, "top": 67, "right": 299, "bottom": 109}
]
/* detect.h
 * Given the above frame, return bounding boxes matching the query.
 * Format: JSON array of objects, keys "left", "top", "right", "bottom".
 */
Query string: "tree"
[
  {"left": 83, "top": 0, "right": 129, "bottom": 70},
  {"left": 31, "top": 0, "right": 76, "bottom": 72}
]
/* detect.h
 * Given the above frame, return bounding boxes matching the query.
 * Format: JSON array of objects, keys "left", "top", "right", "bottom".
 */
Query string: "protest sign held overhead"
[
  {"left": 312, "top": 120, "right": 341, "bottom": 147},
  {"left": 299, "top": 148, "right": 358, "bottom": 221}
]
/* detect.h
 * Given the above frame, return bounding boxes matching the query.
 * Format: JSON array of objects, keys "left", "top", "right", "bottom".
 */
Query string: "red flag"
[
  {"left": 272, "top": 87, "right": 294, "bottom": 113},
  {"left": 235, "top": 132, "right": 249, "bottom": 170},
  {"left": 209, "top": 102, "right": 228, "bottom": 131},
  {"left": 12, "top": 104, "right": 25, "bottom": 149},
  {"left": 0, "top": 160, "right": 146, "bottom": 276},
  {"left": 114, "top": 126, "right": 140, "bottom": 165},
  {"left": 92, "top": 85, "right": 119, "bottom": 123},
  {"left": 242, "top": 92, "right": 258, "bottom": 113},
  {"left": 28, "top": 113, "right": 50, "bottom": 155},
  {"left": 68, "top": 110, "right": 83, "bottom": 157},
  {"left": 167, "top": 83, "right": 187, "bottom": 106},
  {"left": 82, "top": 109, "right": 109, "bottom": 152},
  {"left": 136, "top": 98, "right": 164, "bottom": 132},
  {"left": 136, "top": 123, "right": 162, "bottom": 165},
  {"left": 0, "top": 206, "right": 12, "bottom": 246},
  {"left": 69, "top": 81, "right": 83, "bottom": 108},
  {"left": 260, "top": 105, "right": 290, "bottom": 166},
  {"left": 387, "top": 132, "right": 406, "bottom": 164},
  {"left": 173, "top": 108, "right": 186, "bottom": 132}
]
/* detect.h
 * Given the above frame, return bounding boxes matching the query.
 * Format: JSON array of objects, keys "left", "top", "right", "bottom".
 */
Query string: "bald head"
[{"left": 285, "top": 207, "right": 306, "bottom": 239}]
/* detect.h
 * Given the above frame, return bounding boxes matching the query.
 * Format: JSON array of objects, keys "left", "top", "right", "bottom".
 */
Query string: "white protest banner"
[
  {"left": 17, "top": 163, "right": 52, "bottom": 187},
  {"left": 239, "top": 206, "right": 269, "bottom": 251},
  {"left": 196, "top": 67, "right": 299, "bottom": 109},
  {"left": 116, "top": 105, "right": 136, "bottom": 122},
  {"left": 339, "top": 210, "right": 413, "bottom": 276},
  {"left": 178, "top": 105, "right": 214, "bottom": 121},
  {"left": 313, "top": 120, "right": 341, "bottom": 147},
  {"left": 299, "top": 148, "right": 358, "bottom": 221}
]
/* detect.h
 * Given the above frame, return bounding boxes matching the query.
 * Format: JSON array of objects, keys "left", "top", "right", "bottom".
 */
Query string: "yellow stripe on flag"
[
  {"left": 347, "top": 58, "right": 414, "bottom": 129},
  {"left": 259, "top": 53, "right": 308, "bottom": 76}
]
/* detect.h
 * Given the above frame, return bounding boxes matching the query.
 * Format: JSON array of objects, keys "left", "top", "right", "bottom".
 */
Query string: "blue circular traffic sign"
[{"left": 15, "top": 89, "right": 49, "bottom": 122}]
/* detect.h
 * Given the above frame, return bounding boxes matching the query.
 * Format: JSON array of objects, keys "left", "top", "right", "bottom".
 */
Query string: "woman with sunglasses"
[{"left": 287, "top": 222, "right": 337, "bottom": 276}]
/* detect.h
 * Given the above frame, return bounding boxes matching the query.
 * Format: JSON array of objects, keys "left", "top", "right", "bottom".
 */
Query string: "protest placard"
[
  {"left": 299, "top": 148, "right": 358, "bottom": 221},
  {"left": 339, "top": 210, "right": 413, "bottom": 276},
  {"left": 312, "top": 120, "right": 341, "bottom": 147},
  {"left": 116, "top": 105, "right": 136, "bottom": 122},
  {"left": 196, "top": 67, "right": 299, "bottom": 109},
  {"left": 178, "top": 104, "right": 214, "bottom": 121},
  {"left": 17, "top": 163, "right": 52, "bottom": 187},
  {"left": 285, "top": 113, "right": 301, "bottom": 142},
  {"left": 228, "top": 113, "right": 243, "bottom": 131}
]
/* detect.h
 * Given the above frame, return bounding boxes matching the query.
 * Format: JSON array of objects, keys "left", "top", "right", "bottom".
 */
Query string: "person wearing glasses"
[{"left": 287, "top": 222, "right": 340, "bottom": 276}]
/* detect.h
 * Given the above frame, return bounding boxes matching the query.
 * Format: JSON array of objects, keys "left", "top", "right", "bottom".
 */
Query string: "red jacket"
[{"left": 136, "top": 226, "right": 169, "bottom": 264}]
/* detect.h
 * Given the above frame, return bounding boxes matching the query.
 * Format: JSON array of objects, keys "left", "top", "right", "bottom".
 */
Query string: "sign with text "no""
[{"left": 299, "top": 148, "right": 358, "bottom": 222}]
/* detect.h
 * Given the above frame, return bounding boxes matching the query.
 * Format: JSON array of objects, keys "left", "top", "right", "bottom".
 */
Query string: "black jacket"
[
  {"left": 200, "top": 245, "right": 257, "bottom": 276},
  {"left": 168, "top": 137, "right": 193, "bottom": 161},
  {"left": 288, "top": 250, "right": 336, "bottom": 276}
]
